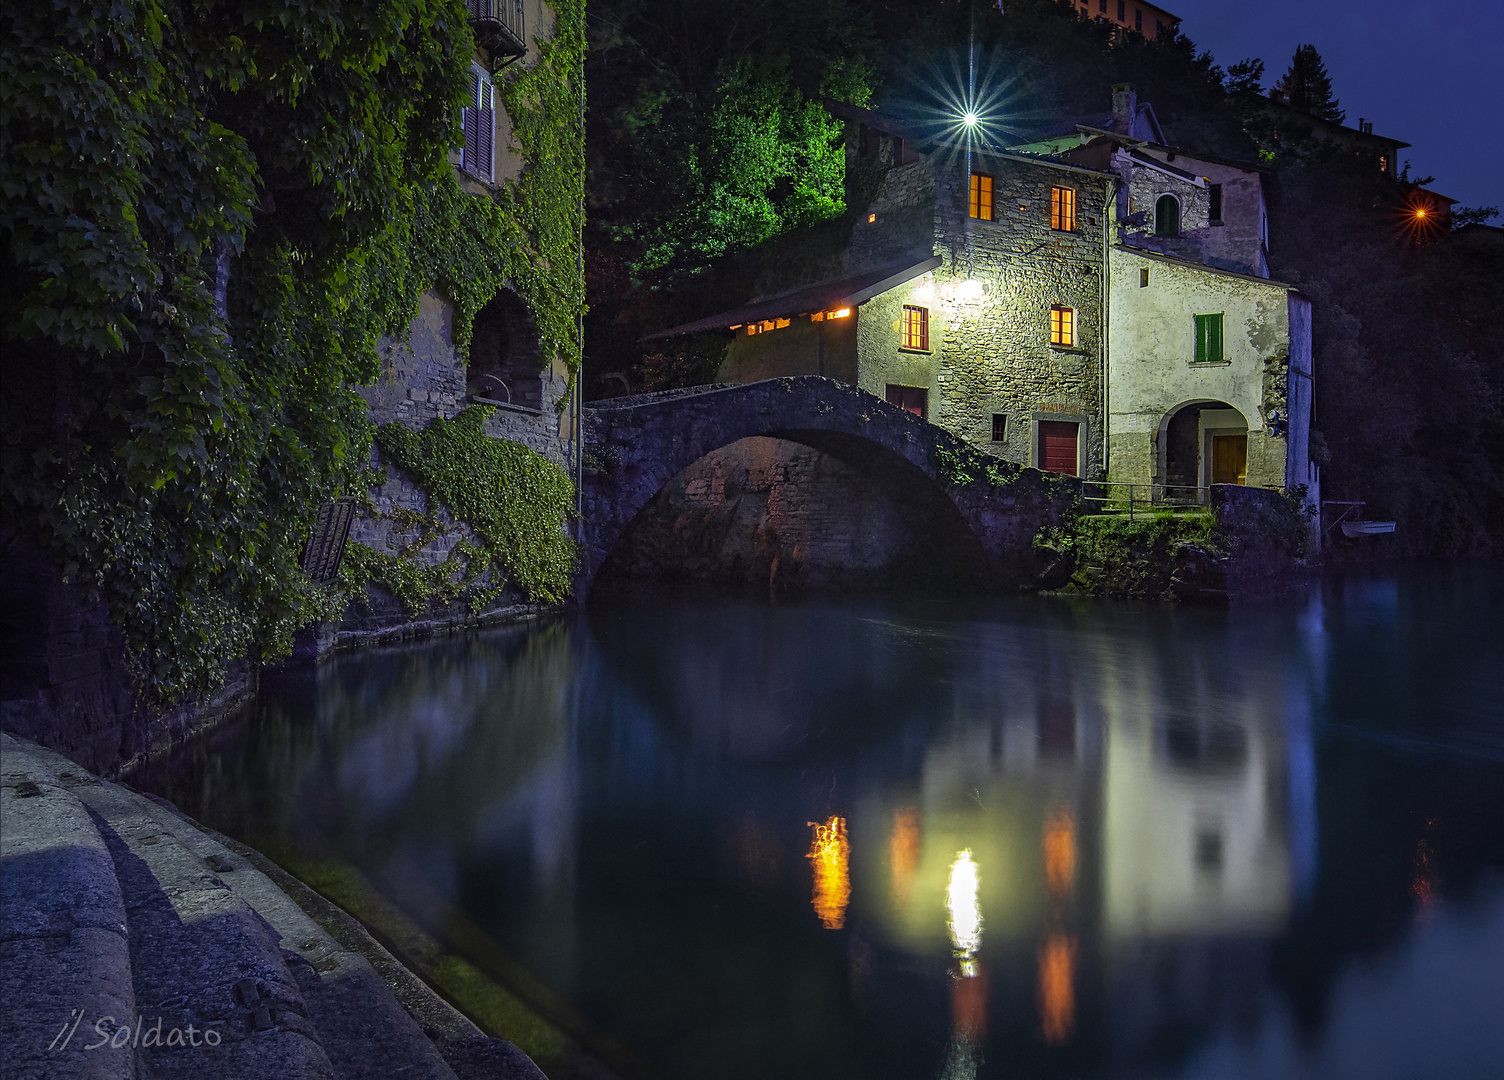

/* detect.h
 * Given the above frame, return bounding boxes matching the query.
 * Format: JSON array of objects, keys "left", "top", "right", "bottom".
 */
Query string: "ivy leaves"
[{"left": 371, "top": 408, "right": 577, "bottom": 608}]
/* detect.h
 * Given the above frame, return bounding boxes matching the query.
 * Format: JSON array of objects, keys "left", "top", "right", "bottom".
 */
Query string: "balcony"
[{"left": 468, "top": 0, "right": 526, "bottom": 62}]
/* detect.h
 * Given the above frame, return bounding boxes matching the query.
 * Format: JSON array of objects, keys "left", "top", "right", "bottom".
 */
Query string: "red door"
[
  {"left": 885, "top": 384, "right": 927, "bottom": 418},
  {"left": 1038, "top": 421, "right": 1079, "bottom": 476}
]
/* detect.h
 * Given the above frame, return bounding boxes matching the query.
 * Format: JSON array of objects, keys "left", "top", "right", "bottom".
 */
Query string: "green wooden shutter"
[{"left": 1194, "top": 314, "right": 1224, "bottom": 362}]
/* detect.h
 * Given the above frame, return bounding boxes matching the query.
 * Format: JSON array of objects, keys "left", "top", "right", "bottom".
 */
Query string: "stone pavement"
[{"left": 0, "top": 733, "right": 548, "bottom": 1080}]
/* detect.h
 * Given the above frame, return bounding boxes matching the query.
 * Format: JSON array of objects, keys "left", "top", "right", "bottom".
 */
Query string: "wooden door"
[
  {"left": 1210, "top": 433, "right": 1247, "bottom": 485},
  {"left": 1039, "top": 421, "right": 1079, "bottom": 476},
  {"left": 885, "top": 384, "right": 927, "bottom": 418}
]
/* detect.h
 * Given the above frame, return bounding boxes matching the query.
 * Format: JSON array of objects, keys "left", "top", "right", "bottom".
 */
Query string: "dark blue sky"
[{"left": 1168, "top": 0, "right": 1502, "bottom": 210}]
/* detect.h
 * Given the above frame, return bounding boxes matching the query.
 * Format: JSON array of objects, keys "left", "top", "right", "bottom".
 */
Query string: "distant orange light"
[
  {"left": 808, "top": 817, "right": 851, "bottom": 929},
  {"left": 832, "top": 308, "right": 851, "bottom": 318},
  {"left": 1414, "top": 207, "right": 1427, "bottom": 219}
]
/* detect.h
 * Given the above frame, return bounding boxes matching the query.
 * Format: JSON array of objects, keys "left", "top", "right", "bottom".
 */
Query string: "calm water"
[{"left": 143, "top": 565, "right": 1504, "bottom": 1080}]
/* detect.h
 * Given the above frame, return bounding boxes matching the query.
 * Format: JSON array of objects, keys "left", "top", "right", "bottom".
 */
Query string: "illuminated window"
[
  {"left": 1194, "top": 313, "right": 1225, "bottom": 363},
  {"left": 970, "top": 173, "right": 994, "bottom": 221},
  {"left": 992, "top": 414, "right": 1008, "bottom": 442},
  {"left": 461, "top": 67, "right": 495, "bottom": 181},
  {"left": 901, "top": 305, "right": 930, "bottom": 350},
  {"left": 1050, "top": 186, "right": 1077, "bottom": 231},
  {"left": 1155, "top": 193, "right": 1180, "bottom": 236},
  {"left": 1050, "top": 306, "right": 1075, "bottom": 347}
]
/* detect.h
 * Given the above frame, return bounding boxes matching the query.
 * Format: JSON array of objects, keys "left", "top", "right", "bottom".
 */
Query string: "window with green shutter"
[{"left": 1194, "top": 313, "right": 1225, "bottom": 363}]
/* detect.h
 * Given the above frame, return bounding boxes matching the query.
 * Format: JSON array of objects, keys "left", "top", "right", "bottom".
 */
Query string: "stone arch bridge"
[{"left": 578, "top": 377, "right": 1080, "bottom": 593}]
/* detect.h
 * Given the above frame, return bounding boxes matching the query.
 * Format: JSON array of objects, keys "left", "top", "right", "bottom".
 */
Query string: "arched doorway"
[
  {"left": 467, "top": 286, "right": 543, "bottom": 411},
  {"left": 1159, "top": 401, "right": 1248, "bottom": 499}
]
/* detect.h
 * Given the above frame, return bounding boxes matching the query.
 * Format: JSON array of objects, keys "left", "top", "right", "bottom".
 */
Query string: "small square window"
[
  {"left": 1140, "top": 267, "right": 1150, "bottom": 288},
  {"left": 1050, "top": 186, "right": 1077, "bottom": 231},
  {"left": 991, "top": 414, "right": 1008, "bottom": 442},
  {"left": 970, "top": 173, "right": 994, "bottom": 221},
  {"left": 901, "top": 305, "right": 929, "bottom": 351},
  {"left": 1050, "top": 306, "right": 1075, "bottom": 347},
  {"left": 1194, "top": 313, "right": 1225, "bottom": 363},
  {"left": 886, "top": 384, "right": 927, "bottom": 418}
]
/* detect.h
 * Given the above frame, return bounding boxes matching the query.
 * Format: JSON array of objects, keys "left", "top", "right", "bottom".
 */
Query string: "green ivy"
[
  {"left": 0, "top": 0, "right": 583, "bottom": 706},
  {"left": 354, "top": 407, "right": 577, "bottom": 611}
]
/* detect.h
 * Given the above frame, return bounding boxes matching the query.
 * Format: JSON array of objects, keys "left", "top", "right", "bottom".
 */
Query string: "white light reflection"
[{"left": 947, "top": 849, "right": 983, "bottom": 976}]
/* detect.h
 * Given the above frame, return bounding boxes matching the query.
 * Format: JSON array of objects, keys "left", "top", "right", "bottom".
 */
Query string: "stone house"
[
  {"left": 647, "top": 87, "right": 1315, "bottom": 505},
  {"left": 650, "top": 101, "right": 1117, "bottom": 480}
]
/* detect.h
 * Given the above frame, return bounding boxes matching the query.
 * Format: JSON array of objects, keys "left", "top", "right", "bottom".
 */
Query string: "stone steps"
[{"left": 1, "top": 734, "right": 547, "bottom": 1080}]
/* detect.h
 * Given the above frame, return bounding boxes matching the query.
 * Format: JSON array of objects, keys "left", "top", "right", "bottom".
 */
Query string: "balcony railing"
[{"left": 467, "top": 0, "right": 526, "bottom": 60}]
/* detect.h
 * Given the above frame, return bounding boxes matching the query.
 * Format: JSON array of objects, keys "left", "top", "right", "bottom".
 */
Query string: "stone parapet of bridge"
[{"left": 578, "top": 377, "right": 1081, "bottom": 595}]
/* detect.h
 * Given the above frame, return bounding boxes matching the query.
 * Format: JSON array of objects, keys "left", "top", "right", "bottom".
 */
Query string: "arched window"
[{"left": 1155, "top": 194, "right": 1181, "bottom": 237}]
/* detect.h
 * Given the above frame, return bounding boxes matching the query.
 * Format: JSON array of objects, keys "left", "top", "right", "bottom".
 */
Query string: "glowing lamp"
[
  {"left": 957, "top": 279, "right": 985, "bottom": 304},
  {"left": 962, "top": 111, "right": 979, "bottom": 127},
  {"left": 1414, "top": 208, "right": 1427, "bottom": 219}
]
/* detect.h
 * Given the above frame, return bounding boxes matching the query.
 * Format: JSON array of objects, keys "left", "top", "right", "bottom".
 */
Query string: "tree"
[
  {"left": 1271, "top": 44, "right": 1344, "bottom": 123},
  {"left": 1224, "top": 57, "right": 1265, "bottom": 96}
]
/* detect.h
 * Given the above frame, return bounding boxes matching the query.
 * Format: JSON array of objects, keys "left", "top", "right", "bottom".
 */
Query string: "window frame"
[
  {"left": 1049, "top": 305, "right": 1076, "bottom": 348},
  {"left": 991, "top": 414, "right": 1008, "bottom": 443},
  {"left": 900, "top": 305, "right": 930, "bottom": 352},
  {"left": 1050, "top": 186, "right": 1077, "bottom": 232},
  {"left": 1154, "top": 193, "right": 1181, "bottom": 237},
  {"left": 969, "top": 173, "right": 994, "bottom": 222},
  {"left": 1193, "top": 313, "right": 1226, "bottom": 363},
  {"left": 461, "top": 65, "right": 495, "bottom": 182}
]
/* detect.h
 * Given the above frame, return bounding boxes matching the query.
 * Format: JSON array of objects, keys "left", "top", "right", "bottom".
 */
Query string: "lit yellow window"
[
  {"left": 970, "top": 174, "right": 993, "bottom": 221},
  {"left": 1050, "top": 305, "right": 1075, "bottom": 346},
  {"left": 1050, "top": 186, "right": 1076, "bottom": 231},
  {"left": 901, "top": 305, "right": 929, "bottom": 350}
]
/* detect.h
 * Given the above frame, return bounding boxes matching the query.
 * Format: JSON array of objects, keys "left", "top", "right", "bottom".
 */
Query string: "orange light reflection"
[
  {"left": 1042, "top": 805, "right": 1077, "bottom": 899},
  {"left": 951, "top": 962, "right": 989, "bottom": 1041},
  {"left": 889, "top": 808, "right": 920, "bottom": 905},
  {"left": 808, "top": 816, "right": 851, "bottom": 929},
  {"left": 1038, "top": 933, "right": 1076, "bottom": 1044}
]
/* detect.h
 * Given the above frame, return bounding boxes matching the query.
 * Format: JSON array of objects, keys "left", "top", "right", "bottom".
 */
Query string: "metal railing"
[
  {"left": 1080, "top": 481, "right": 1214, "bottom": 519},
  {"left": 467, "top": 0, "right": 525, "bottom": 58}
]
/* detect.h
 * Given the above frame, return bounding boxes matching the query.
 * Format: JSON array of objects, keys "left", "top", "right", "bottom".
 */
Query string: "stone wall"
[
  {"left": 0, "top": 530, "right": 257, "bottom": 778},
  {"left": 598, "top": 437, "right": 929, "bottom": 591},
  {"left": 1116, "top": 150, "right": 1269, "bottom": 278},
  {"left": 918, "top": 152, "right": 1113, "bottom": 478}
]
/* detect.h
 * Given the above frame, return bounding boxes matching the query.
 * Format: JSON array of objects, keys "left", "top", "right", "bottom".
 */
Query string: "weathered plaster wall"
[
  {"left": 924, "top": 154, "right": 1113, "bottom": 478},
  {"left": 1107, "top": 247, "right": 1306, "bottom": 491},
  {"left": 720, "top": 315, "right": 859, "bottom": 384}
]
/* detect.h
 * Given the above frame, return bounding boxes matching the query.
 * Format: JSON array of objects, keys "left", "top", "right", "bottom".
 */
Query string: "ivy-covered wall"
[{"left": 0, "top": 0, "right": 585, "bottom": 742}]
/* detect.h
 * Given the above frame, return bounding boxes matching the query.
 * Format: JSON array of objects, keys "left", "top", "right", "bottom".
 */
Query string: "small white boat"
[{"left": 1341, "top": 520, "right": 1397, "bottom": 537}]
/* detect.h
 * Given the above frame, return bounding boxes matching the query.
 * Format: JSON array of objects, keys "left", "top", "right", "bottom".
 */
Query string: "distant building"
[
  {"left": 1058, "top": 0, "right": 1181, "bottom": 41},
  {"left": 1256, "top": 100, "right": 1410, "bottom": 179}
]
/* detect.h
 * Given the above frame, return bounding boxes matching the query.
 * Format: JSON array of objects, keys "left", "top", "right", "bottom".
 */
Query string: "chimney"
[{"left": 1112, "top": 83, "right": 1137, "bottom": 138}]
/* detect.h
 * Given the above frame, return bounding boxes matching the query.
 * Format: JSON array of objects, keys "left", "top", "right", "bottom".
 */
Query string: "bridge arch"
[{"left": 578, "top": 378, "right": 1079, "bottom": 596}]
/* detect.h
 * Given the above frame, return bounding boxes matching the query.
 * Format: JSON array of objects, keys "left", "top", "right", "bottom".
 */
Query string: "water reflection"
[
  {"left": 808, "top": 816, "right": 851, "bottom": 930},
  {"left": 139, "top": 567, "right": 1504, "bottom": 1080}
]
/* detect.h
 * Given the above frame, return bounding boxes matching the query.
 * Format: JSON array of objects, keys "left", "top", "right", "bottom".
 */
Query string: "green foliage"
[
  {"left": 1062, "top": 512, "right": 1217, "bottom": 598},
  {"left": 0, "top": 0, "right": 583, "bottom": 704},
  {"left": 935, "top": 443, "right": 1019, "bottom": 488},
  {"left": 367, "top": 408, "right": 577, "bottom": 609}
]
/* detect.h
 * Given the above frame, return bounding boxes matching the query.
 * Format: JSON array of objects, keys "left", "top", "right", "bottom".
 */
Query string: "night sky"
[{"left": 1167, "top": 0, "right": 1502, "bottom": 210}]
